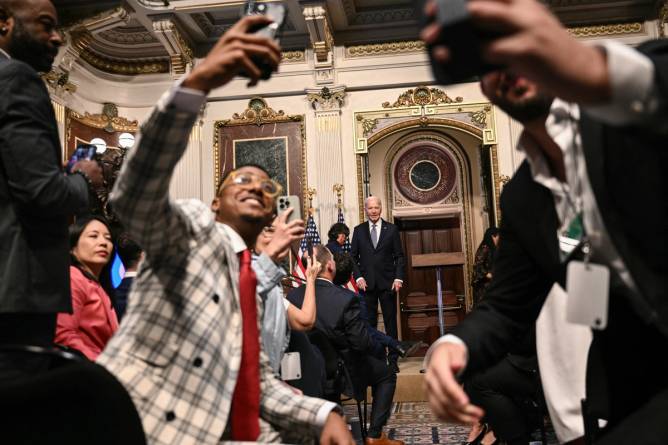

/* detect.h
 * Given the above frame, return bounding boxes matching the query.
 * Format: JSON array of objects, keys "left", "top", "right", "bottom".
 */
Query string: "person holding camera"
[
  {"left": 95, "top": 14, "right": 353, "bottom": 445},
  {"left": 0, "top": 0, "right": 103, "bottom": 380},
  {"left": 421, "top": 1, "right": 667, "bottom": 443}
]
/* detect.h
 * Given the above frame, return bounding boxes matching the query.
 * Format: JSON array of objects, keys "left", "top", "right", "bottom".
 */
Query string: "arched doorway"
[{"left": 353, "top": 87, "right": 499, "bottom": 347}]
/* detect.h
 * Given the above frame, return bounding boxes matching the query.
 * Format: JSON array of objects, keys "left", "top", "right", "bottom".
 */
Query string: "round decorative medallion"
[
  {"left": 394, "top": 144, "right": 457, "bottom": 204},
  {"left": 409, "top": 160, "right": 441, "bottom": 191}
]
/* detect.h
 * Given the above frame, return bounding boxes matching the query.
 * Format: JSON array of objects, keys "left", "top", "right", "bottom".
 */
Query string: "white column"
[
  {"left": 306, "top": 86, "right": 346, "bottom": 231},
  {"left": 170, "top": 118, "right": 204, "bottom": 200}
]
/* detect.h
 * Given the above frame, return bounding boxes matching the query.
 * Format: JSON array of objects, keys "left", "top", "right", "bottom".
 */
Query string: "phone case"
[{"left": 277, "top": 195, "right": 302, "bottom": 223}]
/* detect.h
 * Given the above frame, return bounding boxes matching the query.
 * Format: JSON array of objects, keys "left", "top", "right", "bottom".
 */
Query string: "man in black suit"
[
  {"left": 288, "top": 245, "right": 403, "bottom": 445},
  {"left": 0, "top": 0, "right": 102, "bottom": 379},
  {"left": 421, "top": 1, "right": 668, "bottom": 443},
  {"left": 351, "top": 196, "right": 405, "bottom": 372}
]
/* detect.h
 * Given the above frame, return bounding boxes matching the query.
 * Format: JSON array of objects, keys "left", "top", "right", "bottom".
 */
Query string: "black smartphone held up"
[
  {"left": 423, "top": 0, "right": 502, "bottom": 85},
  {"left": 66, "top": 143, "right": 97, "bottom": 174},
  {"left": 241, "top": 0, "right": 287, "bottom": 80}
]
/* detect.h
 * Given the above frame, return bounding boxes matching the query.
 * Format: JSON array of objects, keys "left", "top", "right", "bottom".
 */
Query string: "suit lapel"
[
  {"left": 375, "top": 220, "right": 388, "bottom": 250},
  {"left": 504, "top": 163, "right": 562, "bottom": 281}
]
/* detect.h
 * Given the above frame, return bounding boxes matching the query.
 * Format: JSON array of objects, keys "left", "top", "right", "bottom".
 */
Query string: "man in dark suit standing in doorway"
[
  {"left": 351, "top": 196, "right": 405, "bottom": 372},
  {"left": 0, "top": 0, "right": 102, "bottom": 380}
]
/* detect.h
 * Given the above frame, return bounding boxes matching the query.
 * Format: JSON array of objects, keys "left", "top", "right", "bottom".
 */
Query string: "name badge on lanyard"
[{"left": 566, "top": 240, "right": 610, "bottom": 330}]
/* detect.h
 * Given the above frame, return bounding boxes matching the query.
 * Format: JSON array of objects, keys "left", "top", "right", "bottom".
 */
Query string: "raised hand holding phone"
[{"left": 264, "top": 206, "right": 305, "bottom": 262}]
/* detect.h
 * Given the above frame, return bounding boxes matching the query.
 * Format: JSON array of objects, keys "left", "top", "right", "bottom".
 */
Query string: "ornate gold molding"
[
  {"left": 216, "top": 97, "right": 302, "bottom": 128},
  {"left": 282, "top": 51, "right": 306, "bottom": 63},
  {"left": 307, "top": 86, "right": 346, "bottom": 111},
  {"left": 568, "top": 22, "right": 644, "bottom": 38},
  {"left": 68, "top": 103, "right": 138, "bottom": 133},
  {"left": 42, "top": 70, "right": 77, "bottom": 94},
  {"left": 346, "top": 40, "right": 425, "bottom": 58},
  {"left": 212, "top": 98, "right": 307, "bottom": 209},
  {"left": 70, "top": 30, "right": 169, "bottom": 75},
  {"left": 383, "top": 86, "right": 463, "bottom": 108}
]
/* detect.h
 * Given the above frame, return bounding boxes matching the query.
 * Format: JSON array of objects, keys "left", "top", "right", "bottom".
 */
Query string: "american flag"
[
  {"left": 337, "top": 208, "right": 359, "bottom": 293},
  {"left": 291, "top": 213, "right": 321, "bottom": 286}
]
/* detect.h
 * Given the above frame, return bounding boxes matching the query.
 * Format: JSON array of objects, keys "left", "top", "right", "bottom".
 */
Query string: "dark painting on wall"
[
  {"left": 234, "top": 137, "right": 289, "bottom": 193},
  {"left": 214, "top": 97, "right": 306, "bottom": 215}
]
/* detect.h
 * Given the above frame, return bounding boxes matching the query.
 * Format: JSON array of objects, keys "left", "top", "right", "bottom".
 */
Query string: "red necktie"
[{"left": 231, "top": 249, "right": 261, "bottom": 440}]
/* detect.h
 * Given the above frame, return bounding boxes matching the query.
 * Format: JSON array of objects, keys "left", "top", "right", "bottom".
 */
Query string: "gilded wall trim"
[
  {"left": 212, "top": 97, "right": 307, "bottom": 212},
  {"left": 346, "top": 40, "right": 425, "bottom": 58},
  {"left": 282, "top": 51, "right": 306, "bottom": 63},
  {"left": 71, "top": 30, "right": 169, "bottom": 75},
  {"left": 67, "top": 103, "right": 138, "bottom": 133},
  {"left": 568, "top": 22, "right": 644, "bottom": 38}
]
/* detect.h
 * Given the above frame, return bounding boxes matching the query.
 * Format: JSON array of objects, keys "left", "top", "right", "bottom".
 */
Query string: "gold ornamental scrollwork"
[
  {"left": 382, "top": 86, "right": 463, "bottom": 108},
  {"left": 357, "top": 116, "right": 379, "bottom": 136},
  {"left": 222, "top": 97, "right": 301, "bottom": 127},
  {"left": 282, "top": 51, "right": 306, "bottom": 63},
  {"left": 307, "top": 86, "right": 346, "bottom": 111},
  {"left": 346, "top": 40, "right": 425, "bottom": 58},
  {"left": 568, "top": 22, "right": 643, "bottom": 38},
  {"left": 68, "top": 102, "right": 138, "bottom": 133}
]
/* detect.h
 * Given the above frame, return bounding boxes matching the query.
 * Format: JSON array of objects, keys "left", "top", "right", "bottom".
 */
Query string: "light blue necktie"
[{"left": 371, "top": 224, "right": 378, "bottom": 249}]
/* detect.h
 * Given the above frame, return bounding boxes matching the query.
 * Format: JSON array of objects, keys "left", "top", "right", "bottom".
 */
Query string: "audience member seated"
[
  {"left": 326, "top": 222, "right": 350, "bottom": 254},
  {"left": 464, "top": 330, "right": 541, "bottom": 445},
  {"left": 55, "top": 216, "right": 119, "bottom": 360},
  {"left": 251, "top": 210, "right": 321, "bottom": 375},
  {"left": 288, "top": 245, "right": 403, "bottom": 445},
  {"left": 333, "top": 252, "right": 420, "bottom": 361},
  {"left": 114, "top": 233, "right": 143, "bottom": 322}
]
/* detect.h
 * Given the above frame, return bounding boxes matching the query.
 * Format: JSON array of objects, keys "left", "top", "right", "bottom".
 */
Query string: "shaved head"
[{"left": 0, "top": 0, "right": 61, "bottom": 72}]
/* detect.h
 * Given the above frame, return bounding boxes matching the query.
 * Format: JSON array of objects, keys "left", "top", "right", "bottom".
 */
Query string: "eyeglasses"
[{"left": 221, "top": 171, "right": 283, "bottom": 198}]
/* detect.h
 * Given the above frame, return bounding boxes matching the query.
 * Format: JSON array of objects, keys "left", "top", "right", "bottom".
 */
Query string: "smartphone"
[
  {"left": 66, "top": 143, "right": 97, "bottom": 174},
  {"left": 423, "top": 0, "right": 502, "bottom": 85},
  {"left": 277, "top": 195, "right": 302, "bottom": 224},
  {"left": 241, "top": 1, "right": 287, "bottom": 80}
]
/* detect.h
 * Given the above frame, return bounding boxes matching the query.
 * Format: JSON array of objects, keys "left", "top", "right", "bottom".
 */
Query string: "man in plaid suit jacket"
[{"left": 97, "top": 15, "right": 352, "bottom": 445}]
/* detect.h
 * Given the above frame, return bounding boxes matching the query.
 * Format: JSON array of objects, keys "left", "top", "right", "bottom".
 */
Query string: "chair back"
[{"left": 0, "top": 347, "right": 146, "bottom": 445}]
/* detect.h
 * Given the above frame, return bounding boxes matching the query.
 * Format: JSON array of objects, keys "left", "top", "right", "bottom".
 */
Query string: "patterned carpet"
[{"left": 344, "top": 402, "right": 559, "bottom": 445}]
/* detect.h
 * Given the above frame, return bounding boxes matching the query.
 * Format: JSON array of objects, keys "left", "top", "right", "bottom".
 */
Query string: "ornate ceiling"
[{"left": 51, "top": 0, "right": 664, "bottom": 77}]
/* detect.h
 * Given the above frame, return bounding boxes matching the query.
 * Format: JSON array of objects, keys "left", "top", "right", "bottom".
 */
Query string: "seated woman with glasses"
[{"left": 55, "top": 216, "right": 119, "bottom": 360}]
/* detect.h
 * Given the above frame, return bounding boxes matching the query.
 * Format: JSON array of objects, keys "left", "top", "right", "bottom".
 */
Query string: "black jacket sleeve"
[
  {"left": 342, "top": 297, "right": 373, "bottom": 353},
  {"left": 453, "top": 220, "right": 552, "bottom": 377},
  {"left": 0, "top": 62, "right": 88, "bottom": 215},
  {"left": 391, "top": 226, "right": 406, "bottom": 281},
  {"left": 350, "top": 226, "right": 362, "bottom": 280}
]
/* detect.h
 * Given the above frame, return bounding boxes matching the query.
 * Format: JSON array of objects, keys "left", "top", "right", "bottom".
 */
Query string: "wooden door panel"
[{"left": 398, "top": 217, "right": 467, "bottom": 351}]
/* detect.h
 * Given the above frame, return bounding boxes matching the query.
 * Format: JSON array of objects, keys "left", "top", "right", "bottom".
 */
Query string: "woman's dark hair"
[
  {"left": 69, "top": 215, "right": 116, "bottom": 298},
  {"left": 482, "top": 227, "right": 500, "bottom": 251},
  {"left": 328, "top": 222, "right": 350, "bottom": 242}
]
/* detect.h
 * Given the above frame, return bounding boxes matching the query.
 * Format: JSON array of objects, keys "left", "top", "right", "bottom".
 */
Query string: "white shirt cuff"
[
  {"left": 313, "top": 401, "right": 339, "bottom": 434},
  {"left": 584, "top": 40, "right": 659, "bottom": 125},
  {"left": 422, "top": 334, "right": 468, "bottom": 372},
  {"left": 355, "top": 277, "right": 365, "bottom": 284},
  {"left": 394, "top": 279, "right": 403, "bottom": 283},
  {"left": 157, "top": 78, "right": 207, "bottom": 114}
]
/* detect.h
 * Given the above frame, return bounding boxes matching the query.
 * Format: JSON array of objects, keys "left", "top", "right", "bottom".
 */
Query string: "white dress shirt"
[{"left": 426, "top": 39, "right": 657, "bottom": 363}]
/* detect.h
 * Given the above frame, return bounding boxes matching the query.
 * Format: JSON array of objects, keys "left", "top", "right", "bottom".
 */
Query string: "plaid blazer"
[{"left": 97, "top": 91, "right": 329, "bottom": 444}]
